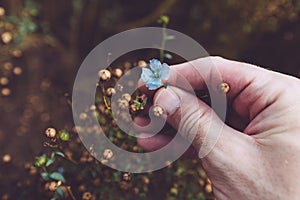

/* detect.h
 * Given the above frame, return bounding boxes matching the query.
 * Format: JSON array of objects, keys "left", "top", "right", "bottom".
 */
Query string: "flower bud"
[
  {"left": 35, "top": 155, "right": 46, "bottom": 167},
  {"left": 59, "top": 130, "right": 70, "bottom": 141}
]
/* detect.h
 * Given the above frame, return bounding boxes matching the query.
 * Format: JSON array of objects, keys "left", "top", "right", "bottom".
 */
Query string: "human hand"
[{"left": 135, "top": 56, "right": 300, "bottom": 199}]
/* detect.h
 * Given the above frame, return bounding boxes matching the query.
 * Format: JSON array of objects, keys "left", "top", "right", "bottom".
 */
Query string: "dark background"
[{"left": 0, "top": 0, "right": 299, "bottom": 199}]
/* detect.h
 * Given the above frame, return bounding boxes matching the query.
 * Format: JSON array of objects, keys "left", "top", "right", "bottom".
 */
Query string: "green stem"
[
  {"left": 160, "top": 23, "right": 167, "bottom": 62},
  {"left": 42, "top": 166, "right": 48, "bottom": 174},
  {"left": 67, "top": 186, "right": 77, "bottom": 200},
  {"left": 100, "top": 82, "right": 111, "bottom": 110}
]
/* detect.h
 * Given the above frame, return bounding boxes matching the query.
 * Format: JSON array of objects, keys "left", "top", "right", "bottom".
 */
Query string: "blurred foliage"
[{"left": 0, "top": 0, "right": 300, "bottom": 199}]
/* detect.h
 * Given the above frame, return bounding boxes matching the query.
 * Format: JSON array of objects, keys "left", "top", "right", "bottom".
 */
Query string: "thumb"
[{"left": 153, "top": 86, "right": 254, "bottom": 159}]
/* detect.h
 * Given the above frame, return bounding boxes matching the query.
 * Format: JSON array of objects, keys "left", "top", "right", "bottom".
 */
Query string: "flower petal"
[
  {"left": 160, "top": 63, "right": 170, "bottom": 80},
  {"left": 149, "top": 59, "right": 162, "bottom": 72},
  {"left": 146, "top": 78, "right": 162, "bottom": 90},
  {"left": 141, "top": 68, "right": 154, "bottom": 82}
]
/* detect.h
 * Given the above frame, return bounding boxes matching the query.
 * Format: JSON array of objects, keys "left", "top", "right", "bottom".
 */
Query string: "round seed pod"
[
  {"left": 102, "top": 149, "right": 113, "bottom": 160},
  {"left": 13, "top": 67, "right": 22, "bottom": 75},
  {"left": 217, "top": 82, "right": 230, "bottom": 93},
  {"left": 2, "top": 154, "right": 11, "bottom": 163},
  {"left": 0, "top": 7, "right": 5, "bottom": 17},
  {"left": 122, "top": 172, "right": 132, "bottom": 182},
  {"left": 121, "top": 93, "right": 131, "bottom": 102},
  {"left": 138, "top": 60, "right": 147, "bottom": 68},
  {"left": 152, "top": 105, "right": 164, "bottom": 117},
  {"left": 106, "top": 87, "right": 116, "bottom": 96},
  {"left": 113, "top": 68, "right": 123, "bottom": 78},
  {"left": 118, "top": 98, "right": 129, "bottom": 109},
  {"left": 45, "top": 127, "right": 57, "bottom": 139},
  {"left": 1, "top": 32, "right": 12, "bottom": 44},
  {"left": 1, "top": 88, "right": 10, "bottom": 96},
  {"left": 98, "top": 69, "right": 111, "bottom": 81}
]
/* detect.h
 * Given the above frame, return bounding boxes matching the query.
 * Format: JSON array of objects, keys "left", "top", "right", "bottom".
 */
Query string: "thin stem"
[
  {"left": 103, "top": 96, "right": 110, "bottom": 110},
  {"left": 160, "top": 23, "right": 167, "bottom": 62},
  {"left": 41, "top": 166, "right": 48, "bottom": 174},
  {"left": 67, "top": 186, "right": 76, "bottom": 200},
  {"left": 100, "top": 82, "right": 111, "bottom": 110}
]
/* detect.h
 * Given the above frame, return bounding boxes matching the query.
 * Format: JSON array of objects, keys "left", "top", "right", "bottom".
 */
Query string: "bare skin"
[{"left": 135, "top": 56, "right": 300, "bottom": 199}]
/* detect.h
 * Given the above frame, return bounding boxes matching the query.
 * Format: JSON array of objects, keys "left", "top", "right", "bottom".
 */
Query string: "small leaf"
[
  {"left": 141, "top": 98, "right": 148, "bottom": 107},
  {"left": 45, "top": 158, "right": 55, "bottom": 167},
  {"left": 50, "top": 172, "right": 66, "bottom": 183},
  {"left": 55, "top": 187, "right": 64, "bottom": 198},
  {"left": 41, "top": 172, "right": 50, "bottom": 181},
  {"left": 164, "top": 53, "right": 173, "bottom": 59},
  {"left": 55, "top": 151, "right": 65, "bottom": 158},
  {"left": 51, "top": 152, "right": 55, "bottom": 159}
]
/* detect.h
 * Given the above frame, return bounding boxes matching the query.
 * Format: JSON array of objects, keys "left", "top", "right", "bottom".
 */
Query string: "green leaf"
[
  {"left": 51, "top": 152, "right": 55, "bottom": 159},
  {"left": 55, "top": 187, "right": 64, "bottom": 198},
  {"left": 55, "top": 151, "right": 65, "bottom": 158},
  {"left": 41, "top": 172, "right": 50, "bottom": 181},
  {"left": 45, "top": 158, "right": 55, "bottom": 167},
  {"left": 164, "top": 53, "right": 173, "bottom": 59},
  {"left": 50, "top": 172, "right": 66, "bottom": 183},
  {"left": 141, "top": 98, "right": 148, "bottom": 107}
]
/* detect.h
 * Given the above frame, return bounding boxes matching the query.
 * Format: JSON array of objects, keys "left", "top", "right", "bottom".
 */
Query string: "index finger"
[{"left": 167, "top": 56, "right": 268, "bottom": 99}]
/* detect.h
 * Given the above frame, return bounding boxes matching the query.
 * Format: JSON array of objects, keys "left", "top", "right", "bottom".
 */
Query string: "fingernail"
[{"left": 155, "top": 87, "right": 180, "bottom": 115}]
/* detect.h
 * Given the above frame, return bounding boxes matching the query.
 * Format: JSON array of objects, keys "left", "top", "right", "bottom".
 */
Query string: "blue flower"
[{"left": 141, "top": 59, "right": 170, "bottom": 90}]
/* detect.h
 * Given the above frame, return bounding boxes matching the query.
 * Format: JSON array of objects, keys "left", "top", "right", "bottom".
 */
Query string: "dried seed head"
[
  {"left": 45, "top": 127, "right": 57, "bottom": 139},
  {"left": 217, "top": 82, "right": 230, "bottom": 93},
  {"left": 118, "top": 98, "right": 129, "bottom": 109},
  {"left": 152, "top": 105, "right": 164, "bottom": 117},
  {"left": 142, "top": 176, "right": 150, "bottom": 185},
  {"left": 2, "top": 154, "right": 11, "bottom": 163},
  {"left": 0, "top": 7, "right": 5, "bottom": 17},
  {"left": 102, "top": 149, "right": 113, "bottom": 160},
  {"left": 12, "top": 49, "right": 22, "bottom": 58},
  {"left": 122, "top": 172, "right": 132, "bottom": 181},
  {"left": 205, "top": 183, "right": 213, "bottom": 193},
  {"left": 1, "top": 32, "right": 12, "bottom": 44},
  {"left": 1, "top": 88, "right": 10, "bottom": 96},
  {"left": 124, "top": 62, "right": 131, "bottom": 69},
  {"left": 82, "top": 192, "right": 93, "bottom": 200},
  {"left": 3, "top": 62, "right": 12, "bottom": 71},
  {"left": 106, "top": 87, "right": 116, "bottom": 96},
  {"left": 0, "top": 77, "right": 9, "bottom": 85},
  {"left": 98, "top": 69, "right": 111, "bottom": 81},
  {"left": 121, "top": 93, "right": 131, "bottom": 102},
  {"left": 113, "top": 68, "right": 123, "bottom": 78},
  {"left": 79, "top": 112, "right": 88, "bottom": 120},
  {"left": 13, "top": 67, "right": 22, "bottom": 75},
  {"left": 116, "top": 84, "right": 123, "bottom": 92},
  {"left": 138, "top": 60, "right": 147, "bottom": 68},
  {"left": 48, "top": 181, "right": 58, "bottom": 191}
]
